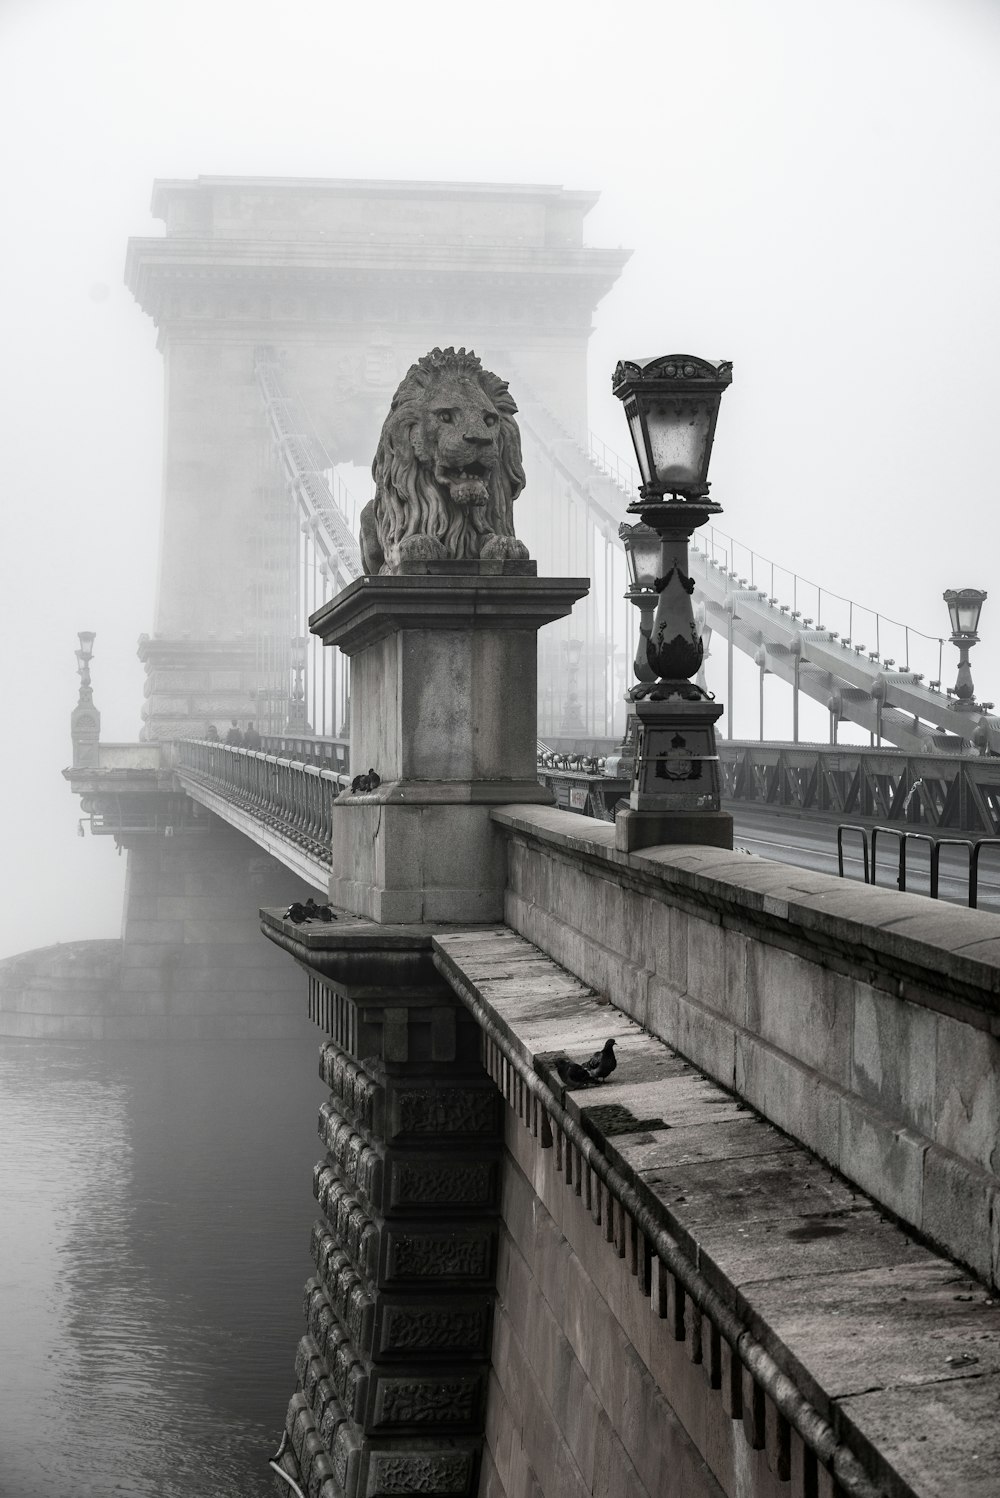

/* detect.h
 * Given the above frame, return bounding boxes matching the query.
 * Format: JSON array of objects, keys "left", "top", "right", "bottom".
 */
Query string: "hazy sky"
[{"left": 2, "top": 0, "right": 999, "bottom": 957}]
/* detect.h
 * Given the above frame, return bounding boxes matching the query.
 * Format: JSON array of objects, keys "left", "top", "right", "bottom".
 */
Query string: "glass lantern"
[
  {"left": 612, "top": 355, "right": 733, "bottom": 500},
  {"left": 944, "top": 588, "right": 987, "bottom": 638}
]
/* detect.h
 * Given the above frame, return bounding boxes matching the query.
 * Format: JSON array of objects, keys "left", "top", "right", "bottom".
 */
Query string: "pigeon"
[
  {"left": 584, "top": 1038, "right": 617, "bottom": 1082},
  {"left": 553, "top": 1056, "right": 598, "bottom": 1088},
  {"left": 350, "top": 767, "right": 382, "bottom": 794},
  {"left": 284, "top": 898, "right": 337, "bottom": 924}
]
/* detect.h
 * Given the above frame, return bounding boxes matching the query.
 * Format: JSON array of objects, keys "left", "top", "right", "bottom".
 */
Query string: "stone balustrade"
[{"left": 176, "top": 739, "right": 345, "bottom": 869}]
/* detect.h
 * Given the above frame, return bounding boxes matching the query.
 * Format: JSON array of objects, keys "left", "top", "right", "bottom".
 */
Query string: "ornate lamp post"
[
  {"left": 615, "top": 522, "right": 659, "bottom": 774},
  {"left": 944, "top": 588, "right": 987, "bottom": 711},
  {"left": 612, "top": 354, "right": 734, "bottom": 851},
  {"left": 71, "top": 630, "right": 101, "bottom": 768},
  {"left": 559, "top": 637, "right": 585, "bottom": 734},
  {"left": 286, "top": 635, "right": 313, "bottom": 734}
]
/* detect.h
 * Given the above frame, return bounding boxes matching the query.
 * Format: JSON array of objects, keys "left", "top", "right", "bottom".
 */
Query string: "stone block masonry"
[
  {"left": 493, "top": 804, "right": 1000, "bottom": 1290},
  {"left": 262, "top": 914, "right": 505, "bottom": 1498}
]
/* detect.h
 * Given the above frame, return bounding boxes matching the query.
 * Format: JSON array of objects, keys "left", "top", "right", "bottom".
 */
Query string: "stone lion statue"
[{"left": 359, "top": 346, "right": 530, "bottom": 574}]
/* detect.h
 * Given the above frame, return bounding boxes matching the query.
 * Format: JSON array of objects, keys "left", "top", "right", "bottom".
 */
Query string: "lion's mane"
[{"left": 363, "top": 347, "right": 527, "bottom": 574}]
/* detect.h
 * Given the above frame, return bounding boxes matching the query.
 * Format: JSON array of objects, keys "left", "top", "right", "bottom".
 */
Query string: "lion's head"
[{"left": 360, "top": 347, "right": 529, "bottom": 575}]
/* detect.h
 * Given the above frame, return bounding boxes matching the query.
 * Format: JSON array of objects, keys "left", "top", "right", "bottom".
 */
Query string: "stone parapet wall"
[
  {"left": 492, "top": 805, "right": 1000, "bottom": 1288},
  {"left": 434, "top": 926, "right": 1000, "bottom": 1498}
]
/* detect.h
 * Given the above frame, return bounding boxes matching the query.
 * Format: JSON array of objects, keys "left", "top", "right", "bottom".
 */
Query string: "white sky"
[{"left": 1, "top": 0, "right": 999, "bottom": 957}]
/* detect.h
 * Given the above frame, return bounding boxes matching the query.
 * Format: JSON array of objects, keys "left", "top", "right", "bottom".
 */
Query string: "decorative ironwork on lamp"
[{"left": 611, "top": 354, "right": 734, "bottom": 852}]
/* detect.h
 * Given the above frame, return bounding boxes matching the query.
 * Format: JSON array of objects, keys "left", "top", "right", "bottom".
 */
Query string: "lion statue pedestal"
[{"left": 311, "top": 561, "right": 588, "bottom": 923}]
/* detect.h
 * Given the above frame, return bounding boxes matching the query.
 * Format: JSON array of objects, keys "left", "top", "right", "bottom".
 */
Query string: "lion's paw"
[
  {"left": 481, "top": 536, "right": 530, "bottom": 561},
  {"left": 397, "top": 535, "right": 448, "bottom": 564}
]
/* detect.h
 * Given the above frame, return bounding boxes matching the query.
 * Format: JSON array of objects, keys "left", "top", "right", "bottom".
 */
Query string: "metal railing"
[
  {"left": 176, "top": 740, "right": 347, "bottom": 864},
  {"left": 836, "top": 822, "right": 1000, "bottom": 909},
  {"left": 720, "top": 741, "right": 1000, "bottom": 834},
  {"left": 261, "top": 734, "right": 350, "bottom": 775}
]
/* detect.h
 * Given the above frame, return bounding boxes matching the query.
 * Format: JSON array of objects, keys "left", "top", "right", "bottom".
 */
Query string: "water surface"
[{"left": 0, "top": 1037, "right": 324, "bottom": 1498}]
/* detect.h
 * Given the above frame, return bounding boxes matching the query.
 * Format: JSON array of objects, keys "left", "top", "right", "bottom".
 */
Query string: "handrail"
[
  {"left": 971, "top": 838, "right": 1000, "bottom": 910},
  {"left": 871, "top": 825, "right": 904, "bottom": 890},
  {"left": 836, "top": 824, "right": 869, "bottom": 883},
  {"left": 929, "top": 837, "right": 973, "bottom": 900},
  {"left": 175, "top": 739, "right": 345, "bottom": 864},
  {"left": 837, "top": 823, "right": 997, "bottom": 909}
]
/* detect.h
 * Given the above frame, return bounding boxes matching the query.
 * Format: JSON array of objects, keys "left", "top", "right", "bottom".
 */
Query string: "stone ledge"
[
  {"left": 491, "top": 803, "right": 1000, "bottom": 1025},
  {"left": 434, "top": 925, "right": 1000, "bottom": 1498}
]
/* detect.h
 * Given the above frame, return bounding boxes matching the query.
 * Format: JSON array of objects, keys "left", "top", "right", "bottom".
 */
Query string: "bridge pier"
[{"left": 117, "top": 815, "right": 320, "bottom": 1038}]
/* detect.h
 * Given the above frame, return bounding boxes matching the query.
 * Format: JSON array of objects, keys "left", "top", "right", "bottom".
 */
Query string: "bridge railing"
[
  {"left": 261, "top": 735, "right": 350, "bottom": 775},
  {"left": 719, "top": 740, "right": 1000, "bottom": 833},
  {"left": 175, "top": 740, "right": 347, "bottom": 865},
  {"left": 836, "top": 821, "right": 1000, "bottom": 910}
]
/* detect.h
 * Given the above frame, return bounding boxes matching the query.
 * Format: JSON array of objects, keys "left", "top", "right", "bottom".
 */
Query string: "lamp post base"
[{"left": 614, "top": 697, "right": 733, "bottom": 852}]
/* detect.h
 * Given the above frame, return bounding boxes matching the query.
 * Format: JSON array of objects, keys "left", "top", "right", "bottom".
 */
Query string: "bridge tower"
[{"left": 125, "top": 176, "right": 629, "bottom": 741}]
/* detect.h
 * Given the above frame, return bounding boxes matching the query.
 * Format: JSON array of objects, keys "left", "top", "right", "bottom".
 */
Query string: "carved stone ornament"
[{"left": 359, "top": 346, "right": 530, "bottom": 574}]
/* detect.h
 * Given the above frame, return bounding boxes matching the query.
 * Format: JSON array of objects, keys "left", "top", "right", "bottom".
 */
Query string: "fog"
[{"left": 2, "top": 0, "right": 999, "bottom": 958}]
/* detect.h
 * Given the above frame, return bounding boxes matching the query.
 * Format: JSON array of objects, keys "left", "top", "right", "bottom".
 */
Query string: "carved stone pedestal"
[
  {"left": 263, "top": 913, "right": 503, "bottom": 1498},
  {"left": 615, "top": 696, "right": 733, "bottom": 852},
  {"left": 310, "top": 561, "right": 588, "bottom": 923}
]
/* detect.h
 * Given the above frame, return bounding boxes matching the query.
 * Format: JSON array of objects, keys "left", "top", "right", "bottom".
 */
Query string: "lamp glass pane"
[
  {"left": 630, "top": 532, "right": 661, "bottom": 591},
  {"left": 646, "top": 398, "right": 712, "bottom": 490},
  {"left": 626, "top": 407, "right": 653, "bottom": 485},
  {"left": 957, "top": 598, "right": 983, "bottom": 633}
]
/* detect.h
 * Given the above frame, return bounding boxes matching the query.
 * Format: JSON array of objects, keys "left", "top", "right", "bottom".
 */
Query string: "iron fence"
[
  {"left": 836, "top": 822, "right": 1000, "bottom": 910},
  {"left": 176, "top": 740, "right": 347, "bottom": 864}
]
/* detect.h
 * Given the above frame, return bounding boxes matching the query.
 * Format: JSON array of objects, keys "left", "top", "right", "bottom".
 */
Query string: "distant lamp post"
[
  {"left": 611, "top": 354, "right": 734, "bottom": 852},
  {"left": 71, "top": 630, "right": 101, "bottom": 768},
  {"left": 944, "top": 588, "right": 987, "bottom": 710},
  {"left": 286, "top": 635, "right": 314, "bottom": 734},
  {"left": 615, "top": 522, "right": 660, "bottom": 776},
  {"left": 620, "top": 522, "right": 659, "bottom": 685},
  {"left": 560, "top": 637, "right": 585, "bottom": 734}
]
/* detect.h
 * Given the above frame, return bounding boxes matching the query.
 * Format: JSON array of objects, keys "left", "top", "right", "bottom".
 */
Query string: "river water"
[{"left": 0, "top": 1036, "right": 326, "bottom": 1498}]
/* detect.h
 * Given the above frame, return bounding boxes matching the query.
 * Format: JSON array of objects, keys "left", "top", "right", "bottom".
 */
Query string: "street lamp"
[
  {"left": 943, "top": 588, "right": 987, "bottom": 709},
  {"left": 612, "top": 354, "right": 734, "bottom": 852},
  {"left": 286, "top": 635, "right": 313, "bottom": 733},
  {"left": 615, "top": 522, "right": 660, "bottom": 777},
  {"left": 560, "top": 637, "right": 585, "bottom": 734},
  {"left": 620, "top": 522, "right": 659, "bottom": 686},
  {"left": 71, "top": 630, "right": 100, "bottom": 768},
  {"left": 615, "top": 355, "right": 731, "bottom": 500}
]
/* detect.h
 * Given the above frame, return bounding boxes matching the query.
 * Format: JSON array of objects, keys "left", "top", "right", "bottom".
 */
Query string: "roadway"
[{"left": 729, "top": 805, "right": 1000, "bottom": 913}]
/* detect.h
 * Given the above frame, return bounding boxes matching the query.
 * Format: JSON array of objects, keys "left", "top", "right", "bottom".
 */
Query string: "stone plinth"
[
  {"left": 310, "top": 562, "right": 588, "bottom": 924},
  {"left": 261, "top": 911, "right": 504, "bottom": 1498},
  {"left": 137, "top": 635, "right": 258, "bottom": 742}
]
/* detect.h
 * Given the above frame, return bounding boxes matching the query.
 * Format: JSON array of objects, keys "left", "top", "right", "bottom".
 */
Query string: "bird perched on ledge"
[
  {"left": 584, "top": 1037, "right": 617, "bottom": 1082},
  {"left": 553, "top": 1056, "right": 597, "bottom": 1088},
  {"left": 350, "top": 768, "right": 381, "bottom": 794},
  {"left": 552, "top": 1039, "right": 618, "bottom": 1089},
  {"left": 284, "top": 898, "right": 337, "bottom": 924}
]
